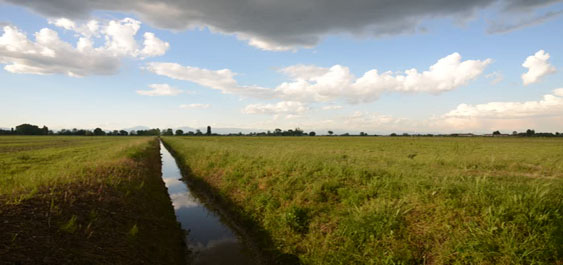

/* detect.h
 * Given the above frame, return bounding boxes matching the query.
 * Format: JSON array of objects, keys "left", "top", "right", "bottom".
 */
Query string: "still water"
[{"left": 160, "top": 142, "right": 258, "bottom": 265}]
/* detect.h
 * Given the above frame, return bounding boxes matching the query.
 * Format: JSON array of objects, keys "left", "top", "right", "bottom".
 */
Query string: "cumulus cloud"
[
  {"left": 444, "top": 88, "right": 563, "bottom": 119},
  {"left": 276, "top": 53, "right": 492, "bottom": 103},
  {"left": 49, "top": 18, "right": 100, "bottom": 37},
  {"left": 148, "top": 53, "right": 491, "bottom": 104},
  {"left": 136, "top": 83, "right": 182, "bottom": 96},
  {"left": 0, "top": 18, "right": 168, "bottom": 76},
  {"left": 521, "top": 50, "right": 556, "bottom": 85},
  {"left": 140, "top": 32, "right": 169, "bottom": 57},
  {"left": 242, "top": 101, "right": 308, "bottom": 115},
  {"left": 4, "top": 0, "right": 560, "bottom": 50},
  {"left": 430, "top": 88, "right": 563, "bottom": 132},
  {"left": 179, "top": 103, "right": 210, "bottom": 109}
]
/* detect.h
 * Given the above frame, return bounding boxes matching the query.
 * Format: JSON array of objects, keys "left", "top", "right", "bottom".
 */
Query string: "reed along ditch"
[{"left": 160, "top": 140, "right": 262, "bottom": 265}]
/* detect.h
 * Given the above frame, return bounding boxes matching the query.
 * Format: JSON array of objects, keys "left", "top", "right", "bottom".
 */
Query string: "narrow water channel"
[{"left": 159, "top": 141, "right": 259, "bottom": 265}]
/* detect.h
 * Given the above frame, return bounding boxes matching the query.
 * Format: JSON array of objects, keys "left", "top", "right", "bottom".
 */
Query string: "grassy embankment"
[
  {"left": 162, "top": 136, "right": 563, "bottom": 265},
  {"left": 0, "top": 136, "right": 185, "bottom": 264}
]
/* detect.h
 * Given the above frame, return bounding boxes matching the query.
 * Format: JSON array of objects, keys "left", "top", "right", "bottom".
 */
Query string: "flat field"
[
  {"left": 0, "top": 136, "right": 184, "bottom": 264},
  {"left": 162, "top": 136, "right": 563, "bottom": 265}
]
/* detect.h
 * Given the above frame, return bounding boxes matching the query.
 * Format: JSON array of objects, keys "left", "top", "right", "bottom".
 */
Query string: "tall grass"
[{"left": 163, "top": 136, "right": 563, "bottom": 264}]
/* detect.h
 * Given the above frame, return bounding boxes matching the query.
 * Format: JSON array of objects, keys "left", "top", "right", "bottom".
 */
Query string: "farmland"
[
  {"left": 0, "top": 136, "right": 184, "bottom": 264},
  {"left": 162, "top": 136, "right": 563, "bottom": 264}
]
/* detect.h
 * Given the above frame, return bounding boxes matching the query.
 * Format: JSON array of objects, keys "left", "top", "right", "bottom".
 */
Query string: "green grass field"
[
  {"left": 162, "top": 136, "right": 563, "bottom": 264},
  {"left": 1, "top": 136, "right": 153, "bottom": 197},
  {"left": 0, "top": 136, "right": 184, "bottom": 264}
]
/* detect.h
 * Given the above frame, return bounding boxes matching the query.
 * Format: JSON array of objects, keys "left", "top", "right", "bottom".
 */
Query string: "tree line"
[{"left": 1, "top": 123, "right": 562, "bottom": 137}]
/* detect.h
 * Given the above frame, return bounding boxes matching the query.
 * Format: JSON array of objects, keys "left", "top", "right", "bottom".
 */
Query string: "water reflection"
[{"left": 160, "top": 142, "right": 258, "bottom": 265}]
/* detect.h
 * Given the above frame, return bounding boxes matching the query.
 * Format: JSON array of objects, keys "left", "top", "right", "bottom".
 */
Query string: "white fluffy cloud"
[
  {"left": 140, "top": 32, "right": 169, "bottom": 57},
  {"left": 444, "top": 88, "right": 563, "bottom": 119},
  {"left": 148, "top": 53, "right": 491, "bottom": 104},
  {"left": 49, "top": 18, "right": 100, "bottom": 37},
  {"left": 521, "top": 50, "right": 556, "bottom": 85},
  {"left": 5, "top": 0, "right": 559, "bottom": 51},
  {"left": 0, "top": 18, "right": 168, "bottom": 77},
  {"left": 179, "top": 103, "right": 210, "bottom": 109},
  {"left": 275, "top": 53, "right": 492, "bottom": 103},
  {"left": 242, "top": 101, "right": 308, "bottom": 114},
  {"left": 136, "top": 83, "right": 182, "bottom": 96}
]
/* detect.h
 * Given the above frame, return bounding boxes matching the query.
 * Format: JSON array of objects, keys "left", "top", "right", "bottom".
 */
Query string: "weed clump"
[{"left": 284, "top": 205, "right": 309, "bottom": 234}]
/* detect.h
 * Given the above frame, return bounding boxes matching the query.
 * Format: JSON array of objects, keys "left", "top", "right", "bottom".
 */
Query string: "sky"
[{"left": 1, "top": 0, "right": 562, "bottom": 134}]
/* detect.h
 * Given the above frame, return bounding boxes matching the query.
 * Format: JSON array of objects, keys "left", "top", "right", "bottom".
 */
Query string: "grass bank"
[
  {"left": 0, "top": 136, "right": 185, "bottom": 264},
  {"left": 162, "top": 136, "right": 563, "bottom": 265}
]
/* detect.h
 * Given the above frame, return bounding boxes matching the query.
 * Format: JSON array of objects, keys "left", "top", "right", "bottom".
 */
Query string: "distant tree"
[
  {"left": 390, "top": 133, "right": 397, "bottom": 136},
  {"left": 360, "top": 132, "right": 368, "bottom": 136},
  {"left": 0, "top": 128, "right": 14, "bottom": 135},
  {"left": 512, "top": 131, "right": 518, "bottom": 135},
  {"left": 119, "top": 130, "right": 128, "bottom": 136},
  {"left": 175, "top": 129, "right": 184, "bottom": 136},
  {"left": 136, "top": 128, "right": 160, "bottom": 136},
  {"left": 274, "top": 128, "right": 282, "bottom": 136},
  {"left": 493, "top": 130, "right": 501, "bottom": 135},
  {"left": 130, "top": 130, "right": 136, "bottom": 136},
  {"left": 187, "top": 131, "right": 194, "bottom": 136},
  {"left": 341, "top": 133, "right": 350, "bottom": 136},
  {"left": 526, "top": 129, "right": 535, "bottom": 136},
  {"left": 112, "top": 130, "right": 119, "bottom": 136},
  {"left": 195, "top": 129, "right": 203, "bottom": 136},
  {"left": 15, "top": 124, "right": 46, "bottom": 135},
  {"left": 161, "top": 128, "right": 174, "bottom": 136},
  {"left": 93, "top": 128, "right": 105, "bottom": 136},
  {"left": 328, "top": 130, "right": 334, "bottom": 136},
  {"left": 85, "top": 130, "right": 94, "bottom": 136},
  {"left": 309, "top": 131, "right": 316, "bottom": 136},
  {"left": 206, "top": 126, "right": 212, "bottom": 135}
]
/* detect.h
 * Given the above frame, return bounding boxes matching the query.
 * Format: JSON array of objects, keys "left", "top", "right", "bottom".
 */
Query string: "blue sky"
[{"left": 1, "top": 0, "right": 562, "bottom": 134}]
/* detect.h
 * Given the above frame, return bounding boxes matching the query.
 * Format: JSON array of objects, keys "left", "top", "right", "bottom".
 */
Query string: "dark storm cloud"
[
  {"left": 2, "top": 0, "right": 562, "bottom": 49},
  {"left": 488, "top": 10, "right": 563, "bottom": 33},
  {"left": 503, "top": 0, "right": 561, "bottom": 11}
]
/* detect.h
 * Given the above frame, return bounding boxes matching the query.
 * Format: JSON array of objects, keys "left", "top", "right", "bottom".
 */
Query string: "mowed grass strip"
[
  {"left": 162, "top": 136, "right": 563, "bottom": 265},
  {"left": 0, "top": 136, "right": 185, "bottom": 264}
]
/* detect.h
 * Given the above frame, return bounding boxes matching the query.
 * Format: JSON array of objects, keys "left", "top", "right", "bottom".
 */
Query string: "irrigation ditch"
[{"left": 160, "top": 139, "right": 301, "bottom": 265}]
